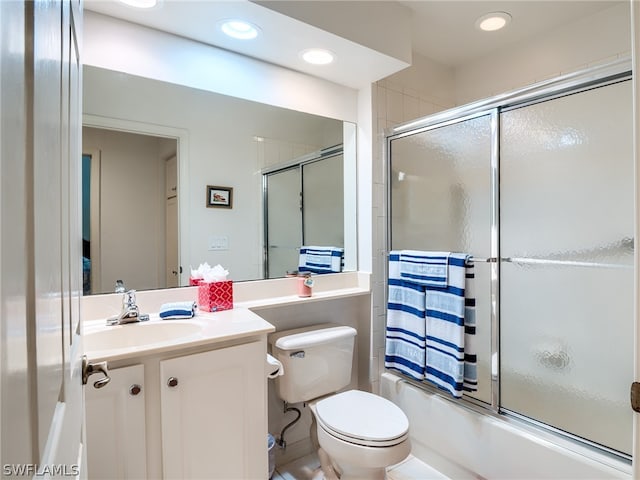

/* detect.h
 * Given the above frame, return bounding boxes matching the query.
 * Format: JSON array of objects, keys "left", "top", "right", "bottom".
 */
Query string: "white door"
[
  {"left": 160, "top": 341, "right": 268, "bottom": 479},
  {"left": 36, "top": 0, "right": 86, "bottom": 475},
  {"left": 85, "top": 365, "right": 147, "bottom": 479},
  {"left": 0, "top": 0, "right": 86, "bottom": 476},
  {"left": 165, "top": 155, "right": 179, "bottom": 287}
]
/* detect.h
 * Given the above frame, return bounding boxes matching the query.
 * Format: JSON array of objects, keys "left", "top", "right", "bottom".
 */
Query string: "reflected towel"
[
  {"left": 159, "top": 301, "right": 197, "bottom": 320},
  {"left": 298, "top": 246, "right": 344, "bottom": 274},
  {"left": 385, "top": 252, "right": 426, "bottom": 380}
]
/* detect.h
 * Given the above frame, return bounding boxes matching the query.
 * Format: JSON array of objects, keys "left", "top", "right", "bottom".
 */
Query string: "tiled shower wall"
[{"left": 368, "top": 2, "right": 631, "bottom": 394}]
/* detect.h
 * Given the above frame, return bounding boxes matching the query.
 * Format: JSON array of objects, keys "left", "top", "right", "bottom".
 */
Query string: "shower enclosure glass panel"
[
  {"left": 264, "top": 152, "right": 346, "bottom": 278},
  {"left": 303, "top": 154, "right": 344, "bottom": 247},
  {"left": 389, "top": 114, "right": 493, "bottom": 404},
  {"left": 500, "top": 80, "right": 633, "bottom": 454},
  {"left": 265, "top": 167, "right": 302, "bottom": 278}
]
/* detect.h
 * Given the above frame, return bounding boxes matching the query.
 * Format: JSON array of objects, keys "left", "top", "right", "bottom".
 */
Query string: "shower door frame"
[
  {"left": 262, "top": 144, "right": 344, "bottom": 278},
  {"left": 385, "top": 57, "right": 633, "bottom": 460}
]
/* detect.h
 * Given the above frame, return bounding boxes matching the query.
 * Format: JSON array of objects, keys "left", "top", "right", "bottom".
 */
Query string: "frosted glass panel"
[
  {"left": 266, "top": 168, "right": 302, "bottom": 278},
  {"left": 390, "top": 114, "right": 492, "bottom": 404},
  {"left": 500, "top": 80, "right": 633, "bottom": 454},
  {"left": 303, "top": 154, "right": 344, "bottom": 246}
]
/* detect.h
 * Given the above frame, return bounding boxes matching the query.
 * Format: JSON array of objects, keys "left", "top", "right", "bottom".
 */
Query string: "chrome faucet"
[{"left": 107, "top": 289, "right": 149, "bottom": 326}]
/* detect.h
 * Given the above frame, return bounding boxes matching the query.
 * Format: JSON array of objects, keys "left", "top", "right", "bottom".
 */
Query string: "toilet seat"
[{"left": 314, "top": 390, "right": 409, "bottom": 447}]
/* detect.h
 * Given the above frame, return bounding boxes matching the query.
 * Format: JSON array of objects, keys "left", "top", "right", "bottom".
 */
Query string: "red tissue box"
[
  {"left": 198, "top": 280, "right": 233, "bottom": 312},
  {"left": 189, "top": 276, "right": 203, "bottom": 286}
]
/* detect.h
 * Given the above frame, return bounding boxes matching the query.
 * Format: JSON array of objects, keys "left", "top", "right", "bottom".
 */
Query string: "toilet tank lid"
[{"left": 270, "top": 324, "right": 356, "bottom": 351}]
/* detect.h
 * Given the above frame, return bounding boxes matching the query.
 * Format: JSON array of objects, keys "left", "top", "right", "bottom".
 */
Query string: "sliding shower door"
[
  {"left": 500, "top": 80, "right": 634, "bottom": 454},
  {"left": 387, "top": 64, "right": 634, "bottom": 457},
  {"left": 264, "top": 150, "right": 345, "bottom": 278},
  {"left": 389, "top": 113, "right": 494, "bottom": 405},
  {"left": 265, "top": 166, "right": 302, "bottom": 279}
]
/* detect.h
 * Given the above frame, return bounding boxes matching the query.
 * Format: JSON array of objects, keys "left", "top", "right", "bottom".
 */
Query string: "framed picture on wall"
[{"left": 206, "top": 185, "right": 233, "bottom": 209}]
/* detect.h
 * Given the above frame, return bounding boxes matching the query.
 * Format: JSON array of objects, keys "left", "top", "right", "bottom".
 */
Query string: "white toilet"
[{"left": 269, "top": 323, "right": 411, "bottom": 480}]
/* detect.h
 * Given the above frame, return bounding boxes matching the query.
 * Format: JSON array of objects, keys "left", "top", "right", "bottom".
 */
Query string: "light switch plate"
[{"left": 208, "top": 235, "right": 229, "bottom": 251}]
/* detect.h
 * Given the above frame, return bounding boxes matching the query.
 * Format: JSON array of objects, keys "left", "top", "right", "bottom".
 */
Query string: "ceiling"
[
  {"left": 400, "top": 0, "right": 623, "bottom": 67},
  {"left": 84, "top": 0, "right": 625, "bottom": 86}
]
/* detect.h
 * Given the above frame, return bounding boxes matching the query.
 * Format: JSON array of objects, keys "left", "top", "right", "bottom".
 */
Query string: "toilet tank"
[{"left": 269, "top": 323, "right": 356, "bottom": 404}]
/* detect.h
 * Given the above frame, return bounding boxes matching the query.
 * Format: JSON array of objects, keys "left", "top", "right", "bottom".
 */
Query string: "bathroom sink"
[{"left": 84, "top": 320, "right": 204, "bottom": 355}]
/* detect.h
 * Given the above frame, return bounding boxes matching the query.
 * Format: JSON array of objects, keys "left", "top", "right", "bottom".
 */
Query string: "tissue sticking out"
[{"left": 190, "top": 263, "right": 229, "bottom": 283}]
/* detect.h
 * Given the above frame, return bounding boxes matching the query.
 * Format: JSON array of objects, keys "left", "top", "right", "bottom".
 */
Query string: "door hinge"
[{"left": 630, "top": 382, "right": 640, "bottom": 412}]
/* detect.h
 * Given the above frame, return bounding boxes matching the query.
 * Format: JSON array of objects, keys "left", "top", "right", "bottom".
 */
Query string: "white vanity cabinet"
[
  {"left": 85, "top": 332, "right": 269, "bottom": 479},
  {"left": 160, "top": 340, "right": 267, "bottom": 479},
  {"left": 85, "top": 364, "right": 148, "bottom": 479}
]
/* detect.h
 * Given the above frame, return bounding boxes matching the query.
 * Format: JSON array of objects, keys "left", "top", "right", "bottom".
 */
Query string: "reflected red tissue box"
[
  {"left": 198, "top": 280, "right": 233, "bottom": 312},
  {"left": 189, "top": 277, "right": 202, "bottom": 286}
]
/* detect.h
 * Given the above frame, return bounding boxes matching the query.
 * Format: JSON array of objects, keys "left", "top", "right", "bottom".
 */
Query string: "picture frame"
[{"left": 206, "top": 185, "right": 233, "bottom": 209}]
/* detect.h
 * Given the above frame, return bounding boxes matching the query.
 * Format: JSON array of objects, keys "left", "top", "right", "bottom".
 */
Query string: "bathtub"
[{"left": 380, "top": 373, "right": 631, "bottom": 479}]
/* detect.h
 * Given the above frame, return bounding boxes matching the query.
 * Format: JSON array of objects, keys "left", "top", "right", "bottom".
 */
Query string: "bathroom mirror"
[{"left": 82, "top": 65, "right": 357, "bottom": 295}]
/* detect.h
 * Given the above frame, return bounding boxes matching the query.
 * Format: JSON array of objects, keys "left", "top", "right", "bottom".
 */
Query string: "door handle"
[{"left": 82, "top": 355, "right": 111, "bottom": 389}]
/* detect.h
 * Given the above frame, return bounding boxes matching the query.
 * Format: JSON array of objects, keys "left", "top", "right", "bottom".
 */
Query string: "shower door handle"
[{"left": 631, "top": 382, "right": 640, "bottom": 412}]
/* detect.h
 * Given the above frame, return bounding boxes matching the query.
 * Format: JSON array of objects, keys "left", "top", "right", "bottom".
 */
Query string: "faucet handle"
[{"left": 115, "top": 279, "right": 126, "bottom": 293}]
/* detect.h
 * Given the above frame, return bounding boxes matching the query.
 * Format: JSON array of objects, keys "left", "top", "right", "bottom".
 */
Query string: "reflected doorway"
[{"left": 82, "top": 127, "right": 179, "bottom": 294}]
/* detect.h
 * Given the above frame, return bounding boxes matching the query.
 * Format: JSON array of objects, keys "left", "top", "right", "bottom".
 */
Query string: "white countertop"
[
  {"left": 83, "top": 307, "right": 274, "bottom": 362},
  {"left": 81, "top": 272, "right": 371, "bottom": 362}
]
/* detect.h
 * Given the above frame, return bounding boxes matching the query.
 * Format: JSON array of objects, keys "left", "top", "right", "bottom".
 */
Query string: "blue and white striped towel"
[
  {"left": 424, "top": 254, "right": 477, "bottom": 398},
  {"left": 298, "top": 246, "right": 344, "bottom": 274},
  {"left": 384, "top": 252, "right": 426, "bottom": 380},
  {"left": 159, "top": 301, "right": 197, "bottom": 320},
  {"left": 399, "top": 250, "right": 450, "bottom": 287}
]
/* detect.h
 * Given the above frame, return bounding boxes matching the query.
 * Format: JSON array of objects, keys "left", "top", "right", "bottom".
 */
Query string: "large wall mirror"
[{"left": 82, "top": 65, "right": 357, "bottom": 295}]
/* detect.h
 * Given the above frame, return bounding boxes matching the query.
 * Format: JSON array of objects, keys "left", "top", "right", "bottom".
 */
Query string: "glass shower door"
[
  {"left": 500, "top": 80, "right": 634, "bottom": 454},
  {"left": 265, "top": 167, "right": 302, "bottom": 278},
  {"left": 389, "top": 113, "right": 494, "bottom": 404}
]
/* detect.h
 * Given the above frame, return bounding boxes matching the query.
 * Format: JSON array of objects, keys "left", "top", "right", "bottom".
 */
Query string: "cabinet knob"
[
  {"left": 129, "top": 384, "right": 142, "bottom": 396},
  {"left": 167, "top": 377, "right": 179, "bottom": 388}
]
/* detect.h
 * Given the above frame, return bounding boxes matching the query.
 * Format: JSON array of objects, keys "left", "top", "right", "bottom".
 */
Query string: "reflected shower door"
[
  {"left": 500, "top": 80, "right": 633, "bottom": 454},
  {"left": 303, "top": 154, "right": 344, "bottom": 247},
  {"left": 389, "top": 113, "right": 493, "bottom": 404},
  {"left": 265, "top": 167, "right": 302, "bottom": 278}
]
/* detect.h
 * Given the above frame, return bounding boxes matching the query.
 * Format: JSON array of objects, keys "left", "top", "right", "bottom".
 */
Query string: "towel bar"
[{"left": 384, "top": 252, "right": 496, "bottom": 263}]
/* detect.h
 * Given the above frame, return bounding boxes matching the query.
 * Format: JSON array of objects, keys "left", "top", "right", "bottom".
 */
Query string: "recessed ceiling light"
[
  {"left": 300, "top": 48, "right": 335, "bottom": 65},
  {"left": 475, "top": 12, "right": 512, "bottom": 32},
  {"left": 118, "top": 0, "right": 159, "bottom": 8},
  {"left": 220, "top": 20, "right": 260, "bottom": 40}
]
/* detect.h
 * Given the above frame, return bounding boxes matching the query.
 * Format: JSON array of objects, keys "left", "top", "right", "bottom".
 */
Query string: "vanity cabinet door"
[
  {"left": 160, "top": 340, "right": 268, "bottom": 479},
  {"left": 85, "top": 364, "right": 148, "bottom": 479}
]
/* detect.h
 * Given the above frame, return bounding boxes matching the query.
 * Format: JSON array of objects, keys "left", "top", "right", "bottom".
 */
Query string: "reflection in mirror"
[
  {"left": 82, "top": 66, "right": 357, "bottom": 294},
  {"left": 264, "top": 147, "right": 344, "bottom": 278}
]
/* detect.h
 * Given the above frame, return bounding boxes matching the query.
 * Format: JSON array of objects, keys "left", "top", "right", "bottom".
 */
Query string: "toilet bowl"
[
  {"left": 311, "top": 390, "right": 411, "bottom": 480},
  {"left": 269, "top": 324, "right": 411, "bottom": 480}
]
